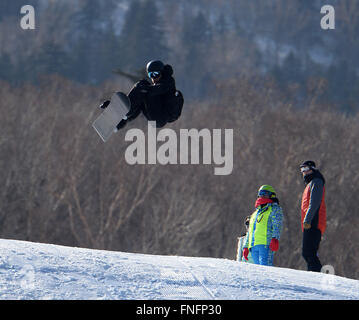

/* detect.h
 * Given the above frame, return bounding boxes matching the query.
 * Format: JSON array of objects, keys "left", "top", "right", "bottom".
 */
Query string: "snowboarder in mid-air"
[{"left": 100, "top": 60, "right": 183, "bottom": 131}]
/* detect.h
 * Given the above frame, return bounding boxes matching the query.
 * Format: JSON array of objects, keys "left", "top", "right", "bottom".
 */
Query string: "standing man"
[{"left": 300, "top": 160, "right": 327, "bottom": 272}]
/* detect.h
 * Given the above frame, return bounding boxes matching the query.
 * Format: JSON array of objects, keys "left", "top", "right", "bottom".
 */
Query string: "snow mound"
[{"left": 0, "top": 239, "right": 358, "bottom": 300}]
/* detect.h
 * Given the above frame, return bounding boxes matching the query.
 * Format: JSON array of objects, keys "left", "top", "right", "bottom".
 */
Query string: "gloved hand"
[
  {"left": 303, "top": 222, "right": 311, "bottom": 230},
  {"left": 99, "top": 100, "right": 110, "bottom": 109},
  {"left": 136, "top": 79, "right": 150, "bottom": 87},
  {"left": 269, "top": 238, "right": 279, "bottom": 251},
  {"left": 115, "top": 118, "right": 127, "bottom": 131},
  {"left": 243, "top": 248, "right": 249, "bottom": 261},
  {"left": 135, "top": 80, "right": 150, "bottom": 94}
]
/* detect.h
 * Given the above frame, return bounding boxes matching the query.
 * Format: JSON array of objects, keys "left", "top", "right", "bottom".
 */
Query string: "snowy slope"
[{"left": 0, "top": 239, "right": 358, "bottom": 300}]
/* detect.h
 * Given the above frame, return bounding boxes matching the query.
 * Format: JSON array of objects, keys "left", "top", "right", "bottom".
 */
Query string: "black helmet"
[{"left": 146, "top": 60, "right": 164, "bottom": 73}]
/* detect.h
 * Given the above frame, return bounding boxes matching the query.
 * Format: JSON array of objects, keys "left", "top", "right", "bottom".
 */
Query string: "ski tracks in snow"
[{"left": 176, "top": 257, "right": 234, "bottom": 300}]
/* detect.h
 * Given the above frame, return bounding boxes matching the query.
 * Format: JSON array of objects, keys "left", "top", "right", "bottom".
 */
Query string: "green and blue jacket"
[{"left": 244, "top": 203, "right": 283, "bottom": 249}]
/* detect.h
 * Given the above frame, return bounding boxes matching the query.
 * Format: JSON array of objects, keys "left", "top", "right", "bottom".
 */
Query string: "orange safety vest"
[{"left": 301, "top": 184, "right": 326, "bottom": 234}]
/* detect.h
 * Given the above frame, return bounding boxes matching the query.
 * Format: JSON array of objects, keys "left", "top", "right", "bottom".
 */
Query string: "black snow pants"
[{"left": 302, "top": 228, "right": 322, "bottom": 272}]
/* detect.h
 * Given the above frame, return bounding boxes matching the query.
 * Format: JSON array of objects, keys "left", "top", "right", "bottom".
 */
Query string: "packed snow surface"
[{"left": 0, "top": 239, "right": 358, "bottom": 300}]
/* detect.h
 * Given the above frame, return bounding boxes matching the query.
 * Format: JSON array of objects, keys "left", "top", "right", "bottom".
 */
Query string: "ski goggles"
[
  {"left": 148, "top": 71, "right": 161, "bottom": 79},
  {"left": 300, "top": 166, "right": 311, "bottom": 173},
  {"left": 257, "top": 190, "right": 274, "bottom": 198}
]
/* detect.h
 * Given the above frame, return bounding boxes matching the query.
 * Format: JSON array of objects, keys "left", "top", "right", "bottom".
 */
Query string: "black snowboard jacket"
[{"left": 127, "top": 64, "right": 180, "bottom": 127}]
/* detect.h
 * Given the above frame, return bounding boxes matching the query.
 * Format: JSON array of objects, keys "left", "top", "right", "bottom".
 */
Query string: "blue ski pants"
[{"left": 250, "top": 245, "right": 274, "bottom": 266}]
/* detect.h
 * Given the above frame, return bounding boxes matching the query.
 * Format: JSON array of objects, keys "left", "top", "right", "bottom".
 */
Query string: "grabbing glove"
[
  {"left": 136, "top": 79, "right": 150, "bottom": 87},
  {"left": 99, "top": 100, "right": 110, "bottom": 109},
  {"left": 269, "top": 238, "right": 279, "bottom": 252},
  {"left": 303, "top": 222, "right": 311, "bottom": 230},
  {"left": 115, "top": 118, "right": 127, "bottom": 131},
  {"left": 242, "top": 248, "right": 249, "bottom": 261}
]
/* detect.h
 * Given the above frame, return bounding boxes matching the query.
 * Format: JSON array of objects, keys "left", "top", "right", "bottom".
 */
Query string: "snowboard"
[{"left": 92, "top": 92, "right": 131, "bottom": 142}]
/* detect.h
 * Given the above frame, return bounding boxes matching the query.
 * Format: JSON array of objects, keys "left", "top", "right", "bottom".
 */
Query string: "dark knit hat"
[{"left": 300, "top": 160, "right": 316, "bottom": 169}]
